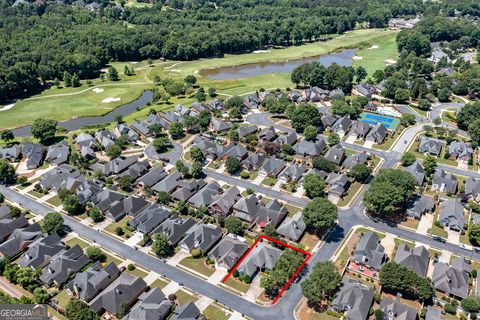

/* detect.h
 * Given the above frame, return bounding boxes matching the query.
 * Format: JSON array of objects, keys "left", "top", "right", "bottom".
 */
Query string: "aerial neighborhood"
[{"left": 2, "top": 1, "right": 480, "bottom": 320}]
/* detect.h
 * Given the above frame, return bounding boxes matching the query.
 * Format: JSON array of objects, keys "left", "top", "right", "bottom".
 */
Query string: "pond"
[
  {"left": 12, "top": 90, "right": 154, "bottom": 137},
  {"left": 201, "top": 49, "right": 357, "bottom": 80}
]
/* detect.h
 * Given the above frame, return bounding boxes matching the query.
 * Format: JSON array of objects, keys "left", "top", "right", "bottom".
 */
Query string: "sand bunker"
[
  {"left": 92, "top": 88, "right": 104, "bottom": 93},
  {"left": 253, "top": 50, "right": 271, "bottom": 54},
  {"left": 384, "top": 59, "right": 397, "bottom": 64},
  {"left": 352, "top": 56, "right": 363, "bottom": 60},
  {"left": 169, "top": 69, "right": 181, "bottom": 72},
  {"left": 368, "top": 45, "right": 379, "bottom": 49},
  {"left": 102, "top": 97, "right": 121, "bottom": 103},
  {"left": 0, "top": 104, "right": 14, "bottom": 112}
]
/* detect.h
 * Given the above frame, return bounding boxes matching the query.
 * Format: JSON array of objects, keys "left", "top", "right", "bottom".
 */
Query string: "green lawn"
[
  {"left": 408, "top": 105, "right": 428, "bottom": 117},
  {"left": 178, "top": 257, "right": 215, "bottom": 277},
  {"left": 261, "top": 176, "right": 277, "bottom": 187},
  {"left": 127, "top": 265, "right": 149, "bottom": 278},
  {"left": 400, "top": 218, "right": 420, "bottom": 230},
  {"left": 150, "top": 278, "right": 170, "bottom": 289},
  {"left": 373, "top": 126, "right": 405, "bottom": 151},
  {"left": 428, "top": 225, "right": 448, "bottom": 239},
  {"left": 355, "top": 227, "right": 386, "bottom": 239},
  {"left": 104, "top": 216, "right": 133, "bottom": 239},
  {"left": 224, "top": 277, "right": 250, "bottom": 293},
  {"left": 285, "top": 203, "right": 301, "bottom": 216},
  {"left": 248, "top": 171, "right": 259, "bottom": 181},
  {"left": 54, "top": 290, "right": 71, "bottom": 310},
  {"left": 207, "top": 161, "right": 222, "bottom": 169},
  {"left": 203, "top": 304, "right": 230, "bottom": 320},
  {"left": 175, "top": 289, "right": 198, "bottom": 305},
  {"left": 46, "top": 195, "right": 62, "bottom": 207},
  {"left": 338, "top": 182, "right": 362, "bottom": 207},
  {"left": 27, "top": 190, "right": 45, "bottom": 198},
  {"left": 65, "top": 237, "right": 89, "bottom": 249}
]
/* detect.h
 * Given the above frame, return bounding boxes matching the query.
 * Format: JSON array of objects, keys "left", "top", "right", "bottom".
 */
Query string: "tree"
[
  {"left": 225, "top": 216, "right": 244, "bottom": 235},
  {"left": 328, "top": 132, "right": 340, "bottom": 146},
  {"left": 157, "top": 191, "right": 172, "bottom": 205},
  {"left": 85, "top": 246, "right": 106, "bottom": 262},
  {"left": 312, "top": 158, "right": 336, "bottom": 172},
  {"left": 118, "top": 175, "right": 133, "bottom": 192},
  {"left": 461, "top": 296, "right": 480, "bottom": 314},
  {"left": 63, "top": 194, "right": 85, "bottom": 216},
  {"left": 41, "top": 212, "right": 64, "bottom": 235},
  {"left": 148, "top": 124, "right": 163, "bottom": 137},
  {"left": 106, "top": 144, "right": 122, "bottom": 158},
  {"left": 469, "top": 224, "right": 480, "bottom": 246},
  {"left": 437, "top": 88, "right": 451, "bottom": 102},
  {"left": 107, "top": 66, "right": 119, "bottom": 81},
  {"left": 468, "top": 118, "right": 480, "bottom": 144},
  {"left": 281, "top": 143, "right": 294, "bottom": 155},
  {"left": 303, "top": 174, "right": 325, "bottom": 199},
  {"left": 195, "top": 90, "right": 206, "bottom": 102},
  {"left": 303, "top": 125, "right": 317, "bottom": 141},
  {"left": 331, "top": 99, "right": 361, "bottom": 118},
  {"left": 363, "top": 169, "right": 417, "bottom": 215},
  {"left": 0, "top": 130, "right": 14, "bottom": 143},
  {"left": 400, "top": 114, "right": 416, "bottom": 127},
  {"left": 89, "top": 207, "right": 104, "bottom": 223},
  {"left": 33, "top": 287, "right": 49, "bottom": 304},
  {"left": 290, "top": 104, "right": 322, "bottom": 132},
  {"left": 31, "top": 118, "right": 57, "bottom": 143},
  {"left": 303, "top": 198, "right": 337, "bottom": 231},
  {"left": 380, "top": 262, "right": 434, "bottom": 300},
  {"left": 355, "top": 66, "right": 367, "bottom": 82},
  {"left": 0, "top": 159, "right": 16, "bottom": 184},
  {"left": 190, "top": 146, "right": 205, "bottom": 163},
  {"left": 372, "top": 70, "right": 385, "bottom": 84},
  {"left": 395, "top": 88, "right": 410, "bottom": 102},
  {"left": 225, "top": 96, "right": 244, "bottom": 110},
  {"left": 15, "top": 267, "right": 40, "bottom": 290},
  {"left": 184, "top": 75, "right": 197, "bottom": 85},
  {"left": 418, "top": 99, "right": 431, "bottom": 111},
  {"left": 152, "top": 233, "right": 172, "bottom": 257},
  {"left": 229, "top": 107, "right": 243, "bottom": 120},
  {"left": 153, "top": 137, "right": 172, "bottom": 153},
  {"left": 198, "top": 110, "right": 212, "bottom": 130},
  {"left": 301, "top": 262, "right": 341, "bottom": 306},
  {"left": 175, "top": 160, "right": 190, "bottom": 177},
  {"left": 114, "top": 113, "right": 123, "bottom": 124},
  {"left": 433, "top": 117, "right": 441, "bottom": 126},
  {"left": 401, "top": 152, "right": 416, "bottom": 166},
  {"left": 423, "top": 155, "right": 437, "bottom": 177},
  {"left": 349, "top": 164, "right": 372, "bottom": 182},
  {"left": 169, "top": 121, "right": 184, "bottom": 139},
  {"left": 208, "top": 87, "right": 216, "bottom": 97},
  {"left": 191, "top": 161, "right": 202, "bottom": 178},
  {"left": 65, "top": 299, "right": 99, "bottom": 320},
  {"left": 225, "top": 156, "right": 241, "bottom": 174},
  {"left": 63, "top": 71, "right": 72, "bottom": 87},
  {"left": 458, "top": 102, "right": 480, "bottom": 130},
  {"left": 71, "top": 73, "right": 80, "bottom": 87}
]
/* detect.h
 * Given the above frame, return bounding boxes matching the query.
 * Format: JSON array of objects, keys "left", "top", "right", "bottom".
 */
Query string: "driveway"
[
  {"left": 447, "top": 230, "right": 460, "bottom": 245},
  {"left": 345, "top": 135, "right": 357, "bottom": 144},
  {"left": 417, "top": 213, "right": 434, "bottom": 236},
  {"left": 380, "top": 233, "right": 396, "bottom": 257}
]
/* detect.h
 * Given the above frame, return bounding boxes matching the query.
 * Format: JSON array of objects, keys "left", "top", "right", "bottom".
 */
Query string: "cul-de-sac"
[{"left": 1, "top": 1, "right": 480, "bottom": 320}]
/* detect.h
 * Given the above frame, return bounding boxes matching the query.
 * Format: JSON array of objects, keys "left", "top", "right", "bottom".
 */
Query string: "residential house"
[
  {"left": 45, "top": 140, "right": 70, "bottom": 165},
  {"left": 448, "top": 141, "right": 473, "bottom": 162},
  {"left": 105, "top": 196, "right": 150, "bottom": 221},
  {"left": 172, "top": 302, "right": 206, "bottom": 320},
  {"left": 128, "top": 204, "right": 170, "bottom": 234},
  {"left": 276, "top": 212, "right": 306, "bottom": 242},
  {"left": 114, "top": 123, "right": 139, "bottom": 141},
  {"left": 243, "top": 153, "right": 267, "bottom": 171},
  {"left": 331, "top": 277, "right": 374, "bottom": 320},
  {"left": 439, "top": 198, "right": 465, "bottom": 231},
  {"left": 75, "top": 133, "right": 97, "bottom": 150},
  {"left": 343, "top": 153, "right": 369, "bottom": 170},
  {"left": 152, "top": 216, "right": 197, "bottom": 245},
  {"left": 322, "top": 115, "right": 338, "bottom": 129},
  {"left": 438, "top": 67, "right": 455, "bottom": 76},
  {"left": 171, "top": 179, "right": 207, "bottom": 202},
  {"left": 191, "top": 136, "right": 225, "bottom": 161},
  {"left": 130, "top": 120, "right": 151, "bottom": 138},
  {"left": 237, "top": 242, "right": 282, "bottom": 278},
  {"left": 0, "top": 223, "right": 42, "bottom": 258},
  {"left": 432, "top": 257, "right": 471, "bottom": 299},
  {"left": 95, "top": 129, "right": 116, "bottom": 149},
  {"left": 0, "top": 216, "right": 29, "bottom": 243},
  {"left": 405, "top": 160, "right": 425, "bottom": 185},
  {"left": 258, "top": 126, "right": 277, "bottom": 142},
  {"left": 425, "top": 306, "right": 446, "bottom": 320},
  {"left": 276, "top": 132, "right": 298, "bottom": 146},
  {"left": 432, "top": 169, "right": 457, "bottom": 194},
  {"left": 208, "top": 99, "right": 225, "bottom": 111},
  {"left": 211, "top": 118, "right": 232, "bottom": 133},
  {"left": 21, "top": 143, "right": 44, "bottom": 169},
  {"left": 349, "top": 121, "right": 371, "bottom": 139},
  {"left": 209, "top": 186, "right": 241, "bottom": 216},
  {"left": 117, "top": 160, "right": 150, "bottom": 181},
  {"left": 352, "top": 83, "right": 376, "bottom": 98},
  {"left": 331, "top": 116, "right": 352, "bottom": 136},
  {"left": 237, "top": 125, "right": 258, "bottom": 139},
  {"left": 152, "top": 171, "right": 183, "bottom": 194},
  {"left": 278, "top": 164, "right": 307, "bottom": 184},
  {"left": 325, "top": 172, "right": 350, "bottom": 199},
  {"left": 233, "top": 195, "right": 287, "bottom": 228},
  {"left": 324, "top": 145, "right": 346, "bottom": 165},
  {"left": 208, "top": 234, "right": 249, "bottom": 270},
  {"left": 38, "top": 164, "right": 84, "bottom": 191},
  {"left": 18, "top": 233, "right": 65, "bottom": 269},
  {"left": 329, "top": 88, "right": 345, "bottom": 99},
  {"left": 366, "top": 123, "right": 388, "bottom": 144},
  {"left": 465, "top": 177, "right": 480, "bottom": 202},
  {"left": 406, "top": 195, "right": 435, "bottom": 220},
  {"left": 293, "top": 139, "right": 326, "bottom": 158},
  {"left": 146, "top": 113, "right": 169, "bottom": 129},
  {"left": 179, "top": 224, "right": 222, "bottom": 253},
  {"left": 122, "top": 288, "right": 172, "bottom": 320},
  {"left": 66, "top": 261, "right": 120, "bottom": 302},
  {"left": 89, "top": 273, "right": 147, "bottom": 316},
  {"left": 418, "top": 136, "right": 444, "bottom": 156},
  {"left": 93, "top": 189, "right": 125, "bottom": 212},
  {"left": 243, "top": 95, "right": 260, "bottom": 109},
  {"left": 90, "top": 156, "right": 138, "bottom": 176},
  {"left": 188, "top": 182, "right": 221, "bottom": 208},
  {"left": 379, "top": 295, "right": 418, "bottom": 320},
  {"left": 394, "top": 244, "right": 429, "bottom": 277},
  {"left": 352, "top": 231, "right": 387, "bottom": 273},
  {"left": 223, "top": 143, "right": 248, "bottom": 161},
  {"left": 259, "top": 158, "right": 286, "bottom": 177},
  {"left": 0, "top": 144, "right": 22, "bottom": 161},
  {"left": 136, "top": 167, "right": 167, "bottom": 188},
  {"left": 40, "top": 245, "right": 89, "bottom": 286}
]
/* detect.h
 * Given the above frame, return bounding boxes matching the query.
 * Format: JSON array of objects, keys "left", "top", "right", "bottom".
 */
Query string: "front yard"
[
  {"left": 337, "top": 182, "right": 362, "bottom": 207},
  {"left": 261, "top": 176, "right": 277, "bottom": 187},
  {"left": 46, "top": 195, "right": 62, "bottom": 207},
  {"left": 223, "top": 277, "right": 250, "bottom": 293},
  {"left": 203, "top": 304, "right": 231, "bottom": 320},
  {"left": 178, "top": 257, "right": 215, "bottom": 277},
  {"left": 175, "top": 289, "right": 198, "bottom": 305},
  {"left": 104, "top": 216, "right": 133, "bottom": 239},
  {"left": 150, "top": 278, "right": 170, "bottom": 289}
]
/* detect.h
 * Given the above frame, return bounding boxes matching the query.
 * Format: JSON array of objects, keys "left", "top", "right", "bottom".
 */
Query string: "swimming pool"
[{"left": 359, "top": 112, "right": 400, "bottom": 131}]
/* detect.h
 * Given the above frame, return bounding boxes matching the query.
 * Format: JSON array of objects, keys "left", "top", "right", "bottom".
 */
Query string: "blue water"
[{"left": 361, "top": 113, "right": 394, "bottom": 129}]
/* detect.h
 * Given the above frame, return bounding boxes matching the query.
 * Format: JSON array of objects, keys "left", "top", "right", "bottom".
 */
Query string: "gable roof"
[
  {"left": 350, "top": 121, "right": 371, "bottom": 137},
  {"left": 394, "top": 244, "right": 429, "bottom": 277},
  {"left": 432, "top": 169, "right": 457, "bottom": 194},
  {"left": 209, "top": 186, "right": 241, "bottom": 215},
  {"left": 40, "top": 244, "right": 90, "bottom": 286},
  {"left": 293, "top": 138, "right": 327, "bottom": 157},
  {"left": 179, "top": 224, "right": 222, "bottom": 252},
  {"left": 324, "top": 145, "right": 345, "bottom": 165},
  {"left": 172, "top": 302, "right": 204, "bottom": 320},
  {"left": 439, "top": 198, "right": 464, "bottom": 231},
  {"left": 188, "top": 182, "right": 221, "bottom": 208},
  {"left": 0, "top": 223, "right": 43, "bottom": 258},
  {"left": 259, "top": 158, "right": 286, "bottom": 176},
  {"left": 152, "top": 216, "right": 197, "bottom": 245},
  {"left": 243, "top": 152, "right": 267, "bottom": 171},
  {"left": 46, "top": 140, "right": 70, "bottom": 165},
  {"left": 208, "top": 235, "right": 249, "bottom": 270},
  {"left": 332, "top": 116, "right": 352, "bottom": 133},
  {"left": 136, "top": 167, "right": 167, "bottom": 188},
  {"left": 352, "top": 231, "right": 386, "bottom": 270},
  {"left": 237, "top": 242, "right": 283, "bottom": 277},
  {"left": 0, "top": 216, "right": 29, "bottom": 243},
  {"left": 106, "top": 196, "right": 150, "bottom": 221},
  {"left": 331, "top": 277, "right": 374, "bottom": 320},
  {"left": 122, "top": 287, "right": 171, "bottom": 320},
  {"left": 418, "top": 136, "right": 444, "bottom": 156},
  {"left": 366, "top": 123, "right": 387, "bottom": 143},
  {"left": 152, "top": 171, "right": 183, "bottom": 194},
  {"left": 404, "top": 160, "right": 425, "bottom": 185},
  {"left": 343, "top": 152, "right": 369, "bottom": 170},
  {"left": 128, "top": 204, "right": 171, "bottom": 234},
  {"left": 18, "top": 233, "right": 65, "bottom": 269},
  {"left": 276, "top": 212, "right": 306, "bottom": 241},
  {"left": 379, "top": 296, "right": 418, "bottom": 320},
  {"left": 432, "top": 258, "right": 470, "bottom": 299}
]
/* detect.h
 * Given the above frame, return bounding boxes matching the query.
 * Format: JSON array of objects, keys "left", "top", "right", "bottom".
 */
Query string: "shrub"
[
  {"left": 240, "top": 171, "right": 250, "bottom": 179},
  {"left": 115, "top": 226, "right": 124, "bottom": 236},
  {"left": 191, "top": 248, "right": 202, "bottom": 258},
  {"left": 127, "top": 264, "right": 135, "bottom": 271},
  {"left": 233, "top": 270, "right": 239, "bottom": 278},
  {"left": 444, "top": 304, "right": 457, "bottom": 315}
]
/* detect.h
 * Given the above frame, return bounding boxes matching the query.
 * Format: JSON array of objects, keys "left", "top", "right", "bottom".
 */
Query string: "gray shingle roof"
[
  {"left": 208, "top": 235, "right": 249, "bottom": 270},
  {"left": 40, "top": 245, "right": 90, "bottom": 286},
  {"left": 366, "top": 123, "right": 387, "bottom": 143},
  {"left": 276, "top": 212, "right": 306, "bottom": 241},
  {"left": 187, "top": 182, "right": 221, "bottom": 208},
  {"left": 152, "top": 216, "right": 197, "bottom": 245},
  {"left": 136, "top": 167, "right": 167, "bottom": 188},
  {"left": 324, "top": 145, "right": 345, "bottom": 165},
  {"left": 128, "top": 204, "right": 170, "bottom": 234},
  {"left": 406, "top": 195, "right": 434, "bottom": 219},
  {"left": 0, "top": 223, "right": 42, "bottom": 258},
  {"left": 179, "top": 224, "right": 222, "bottom": 253},
  {"left": 394, "top": 244, "right": 429, "bottom": 277},
  {"left": 237, "top": 242, "right": 282, "bottom": 277},
  {"left": 209, "top": 186, "right": 241, "bottom": 216},
  {"left": 18, "top": 233, "right": 65, "bottom": 269},
  {"left": 259, "top": 158, "right": 286, "bottom": 177},
  {"left": 404, "top": 160, "right": 425, "bottom": 185},
  {"left": 343, "top": 152, "right": 369, "bottom": 170},
  {"left": 439, "top": 198, "right": 464, "bottom": 231},
  {"left": 379, "top": 296, "right": 418, "bottom": 320},
  {"left": 46, "top": 140, "right": 70, "bottom": 165},
  {"left": 352, "top": 231, "right": 386, "bottom": 270},
  {"left": 418, "top": 136, "right": 444, "bottom": 156},
  {"left": 122, "top": 287, "right": 171, "bottom": 320},
  {"left": 432, "top": 168, "right": 457, "bottom": 194},
  {"left": 432, "top": 257, "right": 471, "bottom": 299},
  {"left": 0, "top": 216, "right": 29, "bottom": 243},
  {"left": 331, "top": 277, "right": 374, "bottom": 320}
]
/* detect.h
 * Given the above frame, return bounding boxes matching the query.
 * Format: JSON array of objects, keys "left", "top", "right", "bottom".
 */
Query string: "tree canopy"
[
  {"left": 301, "top": 261, "right": 341, "bottom": 306},
  {"left": 303, "top": 197, "right": 337, "bottom": 231}
]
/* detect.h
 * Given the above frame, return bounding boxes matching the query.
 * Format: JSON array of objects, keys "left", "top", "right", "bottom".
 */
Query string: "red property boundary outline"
[{"left": 222, "top": 235, "right": 312, "bottom": 305}]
